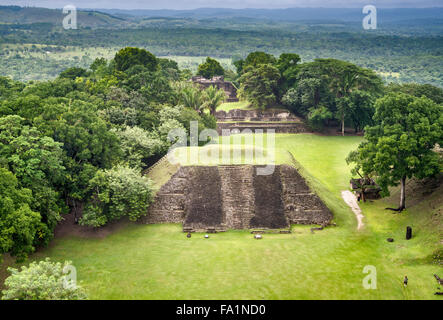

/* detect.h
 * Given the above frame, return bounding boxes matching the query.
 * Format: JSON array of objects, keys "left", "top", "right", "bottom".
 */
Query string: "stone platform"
[{"left": 143, "top": 165, "right": 332, "bottom": 232}]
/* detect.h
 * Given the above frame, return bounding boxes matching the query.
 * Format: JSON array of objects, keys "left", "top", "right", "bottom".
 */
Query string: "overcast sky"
[{"left": 1, "top": 0, "right": 442, "bottom": 9}]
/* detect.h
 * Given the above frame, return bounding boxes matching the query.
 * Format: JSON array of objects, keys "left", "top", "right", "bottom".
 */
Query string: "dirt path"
[{"left": 341, "top": 190, "right": 364, "bottom": 230}]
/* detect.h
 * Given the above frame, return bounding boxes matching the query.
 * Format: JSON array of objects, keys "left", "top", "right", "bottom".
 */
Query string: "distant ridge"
[
  {"left": 96, "top": 7, "right": 443, "bottom": 23},
  {"left": 1, "top": 6, "right": 442, "bottom": 27},
  {"left": 0, "top": 5, "right": 129, "bottom": 28}
]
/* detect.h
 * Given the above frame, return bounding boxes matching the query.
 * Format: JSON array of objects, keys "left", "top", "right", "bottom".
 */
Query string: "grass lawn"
[
  {"left": 217, "top": 101, "right": 253, "bottom": 112},
  {"left": 1, "top": 134, "right": 441, "bottom": 299}
]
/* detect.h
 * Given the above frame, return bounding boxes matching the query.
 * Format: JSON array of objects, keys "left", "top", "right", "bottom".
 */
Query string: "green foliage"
[
  {"left": 115, "top": 126, "right": 165, "bottom": 169},
  {"left": 1, "top": 18, "right": 442, "bottom": 86},
  {"left": 177, "top": 84, "right": 205, "bottom": 112},
  {"left": 122, "top": 68, "right": 174, "bottom": 104},
  {"left": 90, "top": 57, "right": 107, "bottom": 73},
  {"left": 0, "top": 115, "right": 66, "bottom": 246},
  {"left": 50, "top": 101, "right": 122, "bottom": 199},
  {"left": 114, "top": 47, "right": 158, "bottom": 72},
  {"left": 307, "top": 106, "right": 333, "bottom": 131},
  {"left": 202, "top": 85, "right": 226, "bottom": 115},
  {"left": 0, "top": 47, "right": 219, "bottom": 253},
  {"left": 2, "top": 258, "right": 87, "bottom": 300},
  {"left": 0, "top": 168, "right": 41, "bottom": 261},
  {"left": 244, "top": 51, "right": 276, "bottom": 69},
  {"left": 347, "top": 92, "right": 443, "bottom": 207},
  {"left": 59, "top": 67, "right": 89, "bottom": 80},
  {"left": 81, "top": 166, "right": 154, "bottom": 227},
  {"left": 385, "top": 82, "right": 443, "bottom": 104},
  {"left": 238, "top": 64, "right": 280, "bottom": 109},
  {"left": 197, "top": 57, "right": 225, "bottom": 79},
  {"left": 0, "top": 76, "right": 24, "bottom": 101},
  {"left": 276, "top": 53, "right": 301, "bottom": 94},
  {"left": 346, "top": 90, "right": 376, "bottom": 132},
  {"left": 283, "top": 58, "right": 383, "bottom": 132}
]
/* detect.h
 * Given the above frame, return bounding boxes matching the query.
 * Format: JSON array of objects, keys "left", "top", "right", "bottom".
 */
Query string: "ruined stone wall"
[
  {"left": 191, "top": 76, "right": 238, "bottom": 102},
  {"left": 216, "top": 109, "right": 302, "bottom": 122},
  {"left": 216, "top": 109, "right": 311, "bottom": 134},
  {"left": 216, "top": 122, "right": 310, "bottom": 135},
  {"left": 145, "top": 165, "right": 332, "bottom": 231}
]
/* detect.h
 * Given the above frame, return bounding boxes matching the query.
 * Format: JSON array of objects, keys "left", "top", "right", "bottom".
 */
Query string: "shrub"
[
  {"left": 80, "top": 166, "right": 154, "bottom": 227},
  {"left": 1, "top": 258, "right": 87, "bottom": 300}
]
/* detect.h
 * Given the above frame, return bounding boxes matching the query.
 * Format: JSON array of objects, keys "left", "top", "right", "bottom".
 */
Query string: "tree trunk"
[
  {"left": 385, "top": 175, "right": 407, "bottom": 212},
  {"left": 399, "top": 175, "right": 406, "bottom": 210},
  {"left": 341, "top": 113, "right": 345, "bottom": 136}
]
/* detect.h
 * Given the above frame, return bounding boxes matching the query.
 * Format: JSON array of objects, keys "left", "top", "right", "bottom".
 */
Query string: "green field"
[
  {"left": 217, "top": 101, "right": 253, "bottom": 112},
  {"left": 1, "top": 133, "right": 441, "bottom": 299}
]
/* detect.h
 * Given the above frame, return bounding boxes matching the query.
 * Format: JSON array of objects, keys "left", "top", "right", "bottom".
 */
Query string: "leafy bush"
[
  {"left": 80, "top": 166, "right": 154, "bottom": 227},
  {"left": 1, "top": 258, "right": 87, "bottom": 300},
  {"left": 115, "top": 126, "right": 165, "bottom": 169},
  {"left": 307, "top": 106, "right": 333, "bottom": 131}
]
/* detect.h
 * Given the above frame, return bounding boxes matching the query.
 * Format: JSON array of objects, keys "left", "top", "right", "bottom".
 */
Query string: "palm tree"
[
  {"left": 202, "top": 85, "right": 226, "bottom": 116},
  {"left": 180, "top": 86, "right": 204, "bottom": 113}
]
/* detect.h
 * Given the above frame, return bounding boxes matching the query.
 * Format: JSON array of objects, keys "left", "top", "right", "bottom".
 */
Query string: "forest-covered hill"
[
  {"left": 0, "top": 6, "right": 129, "bottom": 28},
  {"left": 0, "top": 6, "right": 442, "bottom": 86}
]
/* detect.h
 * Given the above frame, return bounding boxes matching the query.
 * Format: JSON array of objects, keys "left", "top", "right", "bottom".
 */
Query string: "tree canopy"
[
  {"left": 347, "top": 92, "right": 443, "bottom": 211},
  {"left": 114, "top": 47, "right": 158, "bottom": 72},
  {"left": 0, "top": 47, "right": 217, "bottom": 261},
  {"left": 197, "top": 57, "right": 225, "bottom": 79},
  {"left": 238, "top": 64, "right": 281, "bottom": 109}
]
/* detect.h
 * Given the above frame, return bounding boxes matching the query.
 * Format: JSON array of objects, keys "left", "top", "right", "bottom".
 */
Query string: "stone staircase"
[
  {"left": 250, "top": 166, "right": 288, "bottom": 229},
  {"left": 145, "top": 165, "right": 332, "bottom": 231},
  {"left": 183, "top": 167, "right": 224, "bottom": 232},
  {"left": 218, "top": 165, "right": 255, "bottom": 229}
]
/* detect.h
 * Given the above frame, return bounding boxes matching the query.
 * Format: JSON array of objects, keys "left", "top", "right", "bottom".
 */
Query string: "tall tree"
[
  {"left": 197, "top": 57, "right": 225, "bottom": 79},
  {"left": 385, "top": 83, "right": 443, "bottom": 104},
  {"left": 114, "top": 47, "right": 158, "bottom": 72},
  {"left": 238, "top": 64, "right": 281, "bottom": 109},
  {"left": 0, "top": 115, "right": 66, "bottom": 244},
  {"left": 234, "top": 51, "right": 276, "bottom": 74},
  {"left": 276, "top": 53, "right": 301, "bottom": 94},
  {"left": 319, "top": 59, "right": 382, "bottom": 136},
  {"left": 0, "top": 168, "right": 41, "bottom": 261},
  {"left": 347, "top": 93, "right": 443, "bottom": 211}
]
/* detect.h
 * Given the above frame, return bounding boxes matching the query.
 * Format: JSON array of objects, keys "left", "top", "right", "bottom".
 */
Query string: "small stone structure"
[
  {"left": 191, "top": 76, "right": 238, "bottom": 102},
  {"left": 350, "top": 178, "right": 381, "bottom": 200},
  {"left": 217, "top": 122, "right": 310, "bottom": 135},
  {"left": 144, "top": 165, "right": 332, "bottom": 232},
  {"left": 216, "top": 109, "right": 301, "bottom": 122},
  {"left": 215, "top": 109, "right": 311, "bottom": 135}
]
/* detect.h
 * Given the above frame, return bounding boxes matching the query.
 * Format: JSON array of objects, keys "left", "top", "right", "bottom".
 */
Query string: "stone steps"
[
  {"left": 218, "top": 165, "right": 255, "bottom": 229},
  {"left": 145, "top": 165, "right": 333, "bottom": 230}
]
